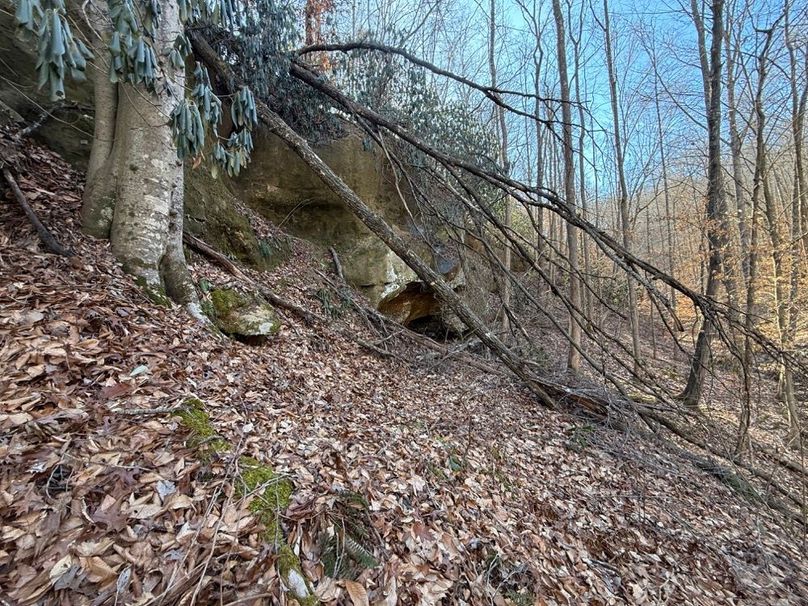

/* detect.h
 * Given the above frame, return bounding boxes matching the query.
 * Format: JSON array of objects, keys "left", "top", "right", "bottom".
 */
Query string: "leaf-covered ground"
[{"left": 1, "top": 138, "right": 806, "bottom": 605}]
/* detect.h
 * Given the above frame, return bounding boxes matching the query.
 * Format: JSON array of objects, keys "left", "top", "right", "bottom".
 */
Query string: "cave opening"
[{"left": 378, "top": 281, "right": 464, "bottom": 342}]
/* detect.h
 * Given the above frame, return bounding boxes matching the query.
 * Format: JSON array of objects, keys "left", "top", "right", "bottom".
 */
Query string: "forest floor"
[{"left": 1, "top": 137, "right": 806, "bottom": 605}]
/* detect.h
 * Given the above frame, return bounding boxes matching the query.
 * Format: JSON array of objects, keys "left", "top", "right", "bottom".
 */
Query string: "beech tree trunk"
[{"left": 79, "top": 1, "right": 199, "bottom": 313}]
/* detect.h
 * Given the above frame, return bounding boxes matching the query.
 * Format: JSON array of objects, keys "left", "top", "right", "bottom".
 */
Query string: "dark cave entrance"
[{"left": 378, "top": 281, "right": 464, "bottom": 342}]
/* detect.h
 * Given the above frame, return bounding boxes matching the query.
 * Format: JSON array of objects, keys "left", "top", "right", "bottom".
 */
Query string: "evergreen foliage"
[
  {"left": 11, "top": 0, "right": 272, "bottom": 176},
  {"left": 331, "top": 36, "right": 503, "bottom": 227},
  {"left": 15, "top": 0, "right": 93, "bottom": 100},
  {"left": 199, "top": 0, "right": 342, "bottom": 141}
]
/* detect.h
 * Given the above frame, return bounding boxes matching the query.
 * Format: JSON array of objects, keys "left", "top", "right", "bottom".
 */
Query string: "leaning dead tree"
[
  {"left": 190, "top": 30, "right": 808, "bottom": 521},
  {"left": 192, "top": 31, "right": 563, "bottom": 412},
  {"left": 196, "top": 31, "right": 800, "bottom": 398}
]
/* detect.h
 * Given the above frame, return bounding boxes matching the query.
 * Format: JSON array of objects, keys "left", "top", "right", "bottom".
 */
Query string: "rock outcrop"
[
  {"left": 235, "top": 130, "right": 421, "bottom": 305},
  {"left": 0, "top": 8, "right": 467, "bottom": 327},
  {"left": 184, "top": 160, "right": 290, "bottom": 271},
  {"left": 206, "top": 288, "right": 281, "bottom": 344}
]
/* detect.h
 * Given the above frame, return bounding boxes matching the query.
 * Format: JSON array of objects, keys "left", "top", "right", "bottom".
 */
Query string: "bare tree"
[
  {"left": 680, "top": 0, "right": 730, "bottom": 408},
  {"left": 599, "top": 0, "right": 642, "bottom": 373},
  {"left": 488, "top": 0, "right": 513, "bottom": 335},
  {"left": 552, "top": 0, "right": 583, "bottom": 372}
]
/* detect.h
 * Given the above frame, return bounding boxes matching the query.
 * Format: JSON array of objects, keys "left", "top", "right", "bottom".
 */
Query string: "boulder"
[{"left": 207, "top": 288, "right": 281, "bottom": 344}]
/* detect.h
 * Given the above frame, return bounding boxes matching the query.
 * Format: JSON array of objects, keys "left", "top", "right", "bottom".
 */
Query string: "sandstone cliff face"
[
  {"left": 0, "top": 9, "right": 462, "bottom": 328},
  {"left": 233, "top": 130, "right": 424, "bottom": 305}
]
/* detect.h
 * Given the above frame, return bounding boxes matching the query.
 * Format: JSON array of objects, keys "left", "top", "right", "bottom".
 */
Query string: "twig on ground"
[
  {"left": 329, "top": 246, "right": 345, "bottom": 282},
  {"left": 2, "top": 166, "right": 73, "bottom": 256}
]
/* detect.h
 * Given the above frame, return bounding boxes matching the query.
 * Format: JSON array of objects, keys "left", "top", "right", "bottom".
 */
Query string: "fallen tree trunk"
[
  {"left": 191, "top": 32, "right": 574, "bottom": 412},
  {"left": 642, "top": 410, "right": 806, "bottom": 520},
  {"left": 184, "top": 231, "right": 250, "bottom": 281}
]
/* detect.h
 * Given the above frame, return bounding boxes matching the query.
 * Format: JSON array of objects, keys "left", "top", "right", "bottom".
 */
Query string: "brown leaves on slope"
[{"left": 1, "top": 138, "right": 806, "bottom": 605}]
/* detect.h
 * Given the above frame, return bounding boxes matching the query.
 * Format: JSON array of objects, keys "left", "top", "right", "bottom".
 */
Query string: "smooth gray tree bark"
[{"left": 78, "top": 1, "right": 199, "bottom": 313}]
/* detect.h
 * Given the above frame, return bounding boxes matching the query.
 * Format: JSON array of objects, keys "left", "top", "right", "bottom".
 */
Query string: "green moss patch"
[
  {"left": 174, "top": 397, "right": 229, "bottom": 453},
  {"left": 184, "top": 161, "right": 289, "bottom": 271},
  {"left": 235, "top": 458, "right": 318, "bottom": 602},
  {"left": 237, "top": 456, "right": 294, "bottom": 546},
  {"left": 172, "top": 403, "right": 315, "bottom": 601}
]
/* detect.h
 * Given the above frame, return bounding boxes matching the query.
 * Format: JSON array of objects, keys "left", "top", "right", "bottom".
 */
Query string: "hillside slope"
[{"left": 1, "top": 137, "right": 806, "bottom": 605}]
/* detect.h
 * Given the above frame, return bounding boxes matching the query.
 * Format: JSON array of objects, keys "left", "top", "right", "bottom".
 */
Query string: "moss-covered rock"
[
  {"left": 277, "top": 545, "right": 318, "bottom": 605},
  {"left": 206, "top": 288, "right": 281, "bottom": 344},
  {"left": 233, "top": 457, "right": 316, "bottom": 602}
]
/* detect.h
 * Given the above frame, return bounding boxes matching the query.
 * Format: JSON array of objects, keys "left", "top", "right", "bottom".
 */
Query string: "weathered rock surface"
[
  {"left": 184, "top": 160, "right": 290, "bottom": 270},
  {"left": 207, "top": 288, "right": 281, "bottom": 344},
  {"left": 235, "top": 130, "right": 422, "bottom": 304}
]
